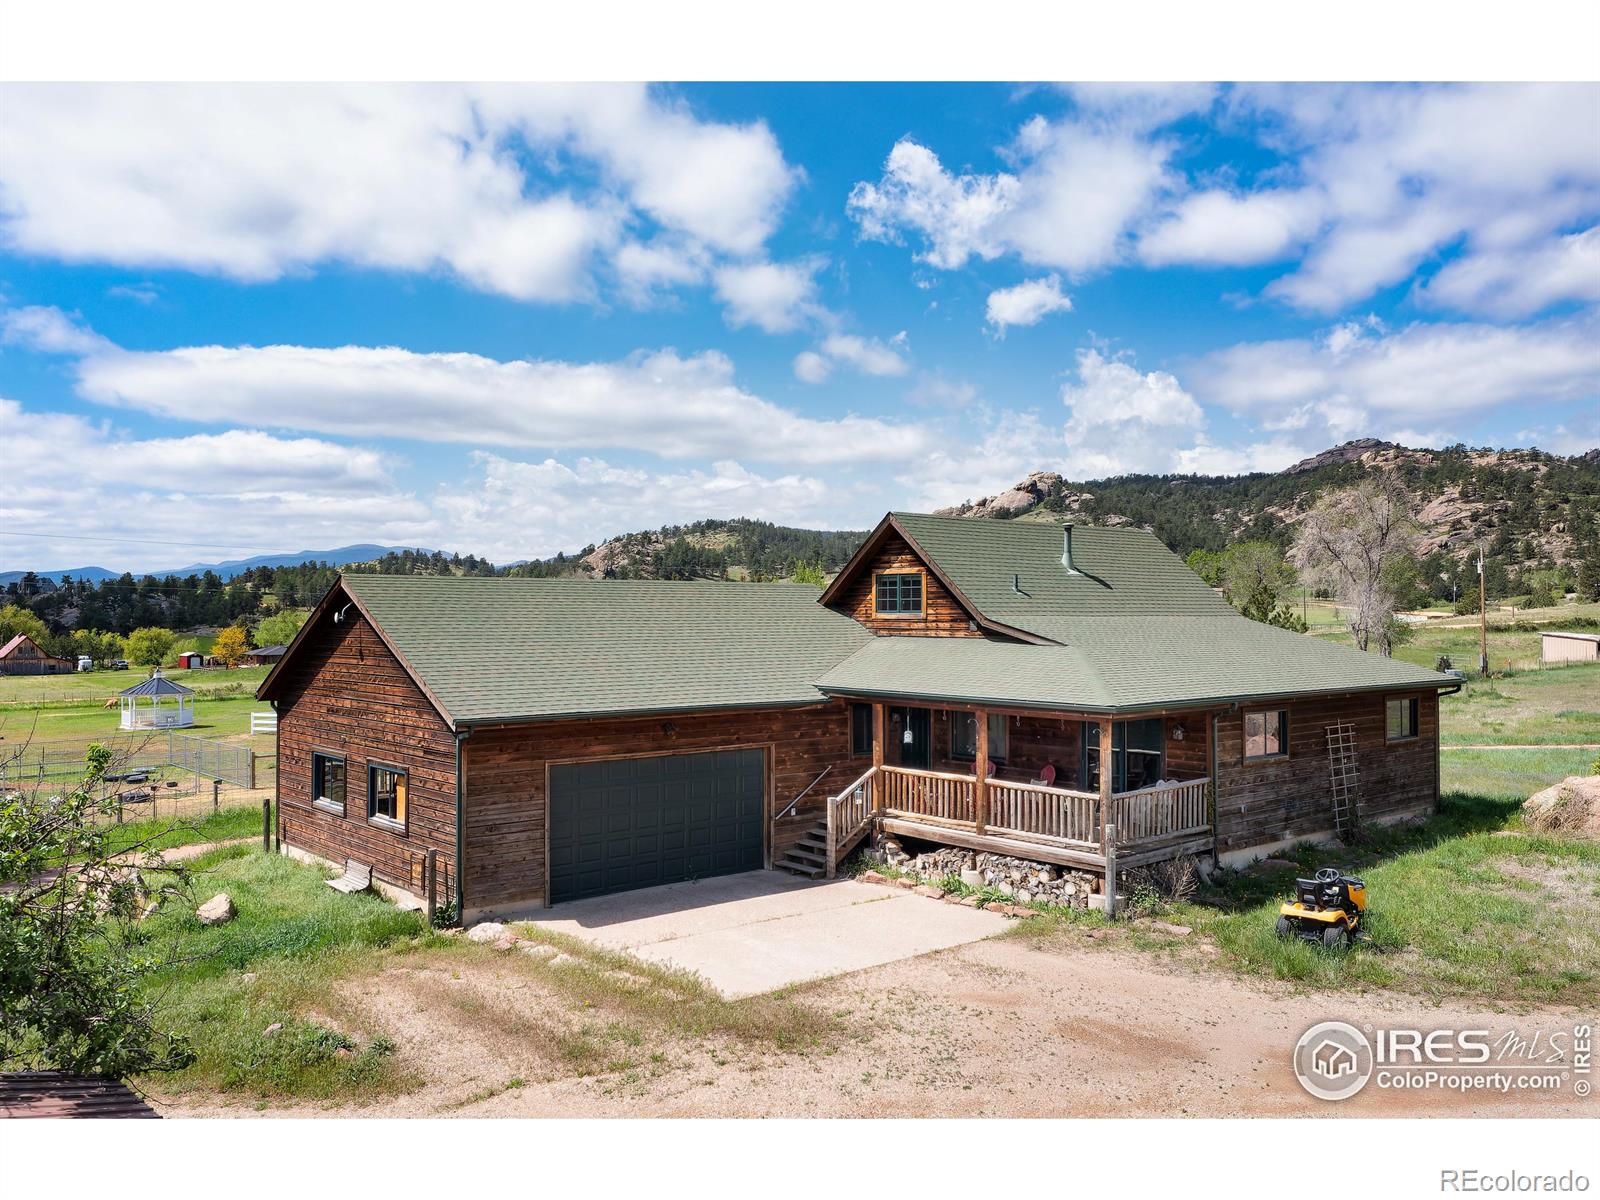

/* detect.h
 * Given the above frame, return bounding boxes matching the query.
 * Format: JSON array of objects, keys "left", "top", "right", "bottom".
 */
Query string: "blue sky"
[{"left": 1, "top": 82, "right": 1597, "bottom": 572}]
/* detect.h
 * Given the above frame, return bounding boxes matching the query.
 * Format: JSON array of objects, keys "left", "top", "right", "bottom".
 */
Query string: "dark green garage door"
[{"left": 548, "top": 749, "right": 765, "bottom": 903}]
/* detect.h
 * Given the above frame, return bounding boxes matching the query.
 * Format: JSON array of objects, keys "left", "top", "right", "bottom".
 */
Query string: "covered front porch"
[{"left": 811, "top": 700, "right": 1217, "bottom": 879}]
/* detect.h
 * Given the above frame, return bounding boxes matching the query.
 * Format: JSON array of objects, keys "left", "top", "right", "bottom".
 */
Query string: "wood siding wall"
[
  {"left": 1164, "top": 715, "right": 1210, "bottom": 781},
  {"left": 462, "top": 701, "right": 852, "bottom": 910},
  {"left": 0, "top": 635, "right": 74, "bottom": 675},
  {"left": 274, "top": 601, "right": 457, "bottom": 901},
  {"left": 1214, "top": 690, "right": 1438, "bottom": 854},
  {"left": 830, "top": 533, "right": 980, "bottom": 636}
]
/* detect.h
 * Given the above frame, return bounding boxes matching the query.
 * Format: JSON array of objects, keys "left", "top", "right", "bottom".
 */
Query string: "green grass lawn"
[
  {"left": 1038, "top": 746, "right": 1600, "bottom": 1007},
  {"left": 134, "top": 846, "right": 842, "bottom": 1104},
  {"left": 0, "top": 665, "right": 271, "bottom": 706},
  {"left": 1440, "top": 664, "right": 1600, "bottom": 746},
  {"left": 0, "top": 693, "right": 267, "bottom": 747},
  {"left": 1308, "top": 600, "right": 1600, "bottom": 674},
  {"left": 106, "top": 803, "right": 266, "bottom": 858},
  {"left": 0, "top": 666, "right": 272, "bottom": 748},
  {"left": 135, "top": 846, "right": 432, "bottom": 1101}
]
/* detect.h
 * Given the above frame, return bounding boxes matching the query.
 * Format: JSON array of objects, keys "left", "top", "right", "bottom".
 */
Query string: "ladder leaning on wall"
[{"left": 1325, "top": 722, "right": 1360, "bottom": 838}]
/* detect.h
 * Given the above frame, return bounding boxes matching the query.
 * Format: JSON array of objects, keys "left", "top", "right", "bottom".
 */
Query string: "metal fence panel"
[{"left": 0, "top": 731, "right": 259, "bottom": 790}]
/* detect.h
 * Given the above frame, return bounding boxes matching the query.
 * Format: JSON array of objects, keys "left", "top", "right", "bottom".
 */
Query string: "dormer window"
[{"left": 874, "top": 571, "right": 924, "bottom": 617}]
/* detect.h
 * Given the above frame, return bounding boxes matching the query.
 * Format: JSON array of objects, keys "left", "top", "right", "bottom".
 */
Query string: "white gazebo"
[{"left": 118, "top": 670, "right": 196, "bottom": 730}]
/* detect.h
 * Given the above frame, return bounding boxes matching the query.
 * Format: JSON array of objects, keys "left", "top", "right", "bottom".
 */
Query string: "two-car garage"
[{"left": 547, "top": 748, "right": 767, "bottom": 904}]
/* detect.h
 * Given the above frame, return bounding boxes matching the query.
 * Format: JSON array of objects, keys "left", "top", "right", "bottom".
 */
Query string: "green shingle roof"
[
  {"left": 818, "top": 616, "right": 1453, "bottom": 713},
  {"left": 295, "top": 512, "right": 1455, "bottom": 727},
  {"left": 338, "top": 575, "right": 871, "bottom": 727},
  {"left": 890, "top": 511, "right": 1232, "bottom": 627},
  {"left": 812, "top": 513, "right": 1457, "bottom": 712}
]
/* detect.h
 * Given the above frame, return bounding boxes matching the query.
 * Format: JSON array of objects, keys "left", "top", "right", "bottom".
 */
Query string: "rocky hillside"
[
  {"left": 509, "top": 518, "right": 868, "bottom": 582},
  {"left": 934, "top": 442, "right": 1600, "bottom": 578}
]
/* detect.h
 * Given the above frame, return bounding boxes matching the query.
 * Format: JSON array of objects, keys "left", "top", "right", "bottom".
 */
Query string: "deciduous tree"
[
  {"left": 0, "top": 603, "right": 49, "bottom": 648},
  {"left": 212, "top": 625, "right": 251, "bottom": 668},
  {"left": 69, "top": 628, "right": 125, "bottom": 667},
  {"left": 124, "top": 626, "right": 177, "bottom": 667},
  {"left": 0, "top": 743, "right": 194, "bottom": 1077},
  {"left": 1291, "top": 479, "right": 1422, "bottom": 656},
  {"left": 253, "top": 608, "right": 309, "bottom": 648}
]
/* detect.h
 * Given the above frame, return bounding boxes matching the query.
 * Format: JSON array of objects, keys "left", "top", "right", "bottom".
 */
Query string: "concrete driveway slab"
[{"left": 525, "top": 871, "right": 1007, "bottom": 998}]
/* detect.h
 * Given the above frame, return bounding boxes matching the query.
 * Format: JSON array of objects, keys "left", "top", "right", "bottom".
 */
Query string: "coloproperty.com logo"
[{"left": 1292, "top": 1019, "right": 1593, "bottom": 1102}]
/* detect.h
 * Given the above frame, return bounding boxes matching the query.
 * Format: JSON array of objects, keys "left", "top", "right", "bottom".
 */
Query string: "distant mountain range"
[
  {"left": 7, "top": 441, "right": 1597, "bottom": 593},
  {"left": 0, "top": 544, "right": 435, "bottom": 587}
]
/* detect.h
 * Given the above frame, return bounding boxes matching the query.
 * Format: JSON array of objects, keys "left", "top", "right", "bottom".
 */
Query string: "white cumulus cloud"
[
  {"left": 0, "top": 399, "right": 426, "bottom": 571},
  {"left": 849, "top": 119, "right": 1173, "bottom": 277},
  {"left": 13, "top": 307, "right": 930, "bottom": 466},
  {"left": 793, "top": 332, "right": 910, "bottom": 382},
  {"left": 713, "top": 258, "right": 824, "bottom": 333},
  {"left": 1188, "top": 313, "right": 1600, "bottom": 438},
  {"left": 433, "top": 454, "right": 873, "bottom": 563},
  {"left": 985, "top": 276, "right": 1073, "bottom": 332},
  {"left": 0, "top": 83, "right": 798, "bottom": 306}
]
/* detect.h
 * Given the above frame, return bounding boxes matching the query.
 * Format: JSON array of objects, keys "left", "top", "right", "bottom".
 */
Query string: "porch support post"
[
  {"left": 1097, "top": 716, "right": 1114, "bottom": 851},
  {"left": 974, "top": 708, "right": 990, "bottom": 835},
  {"left": 870, "top": 702, "right": 886, "bottom": 814},
  {"left": 1099, "top": 715, "right": 1116, "bottom": 916}
]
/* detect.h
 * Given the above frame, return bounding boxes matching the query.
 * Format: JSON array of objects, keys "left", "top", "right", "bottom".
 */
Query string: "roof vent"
[{"left": 1061, "top": 523, "right": 1080, "bottom": 574}]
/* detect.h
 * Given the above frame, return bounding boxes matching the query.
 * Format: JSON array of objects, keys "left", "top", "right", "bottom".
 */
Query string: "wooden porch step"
[
  {"left": 774, "top": 856, "right": 826, "bottom": 879},
  {"left": 774, "top": 818, "right": 831, "bottom": 878}
]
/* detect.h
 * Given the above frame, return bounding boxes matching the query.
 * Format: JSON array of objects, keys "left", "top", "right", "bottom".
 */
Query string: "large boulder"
[
  {"left": 465, "top": 921, "right": 509, "bottom": 944},
  {"left": 1522, "top": 776, "right": 1600, "bottom": 841},
  {"left": 196, "top": 893, "right": 236, "bottom": 926}
]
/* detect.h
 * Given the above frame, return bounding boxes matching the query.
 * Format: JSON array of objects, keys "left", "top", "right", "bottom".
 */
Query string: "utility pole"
[{"left": 1478, "top": 546, "right": 1489, "bottom": 677}]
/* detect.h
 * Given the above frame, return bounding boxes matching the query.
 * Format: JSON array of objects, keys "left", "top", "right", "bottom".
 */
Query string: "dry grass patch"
[{"left": 327, "top": 927, "right": 853, "bottom": 1112}]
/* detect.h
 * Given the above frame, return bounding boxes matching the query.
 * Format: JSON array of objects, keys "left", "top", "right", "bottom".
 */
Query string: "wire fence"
[
  {"left": 92, "top": 778, "right": 268, "bottom": 826},
  {"left": 0, "top": 732, "right": 274, "bottom": 831},
  {"left": 0, "top": 730, "right": 272, "bottom": 790}
]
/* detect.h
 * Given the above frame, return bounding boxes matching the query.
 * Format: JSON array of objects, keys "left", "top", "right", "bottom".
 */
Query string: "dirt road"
[{"left": 161, "top": 930, "right": 1594, "bottom": 1119}]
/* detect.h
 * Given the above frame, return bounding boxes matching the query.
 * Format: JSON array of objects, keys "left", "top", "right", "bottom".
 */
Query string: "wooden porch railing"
[
  {"left": 879, "top": 765, "right": 975, "bottom": 825},
  {"left": 820, "top": 766, "right": 1212, "bottom": 875},
  {"left": 824, "top": 767, "right": 877, "bottom": 878},
  {"left": 1110, "top": 778, "right": 1211, "bottom": 845},
  {"left": 987, "top": 779, "right": 1101, "bottom": 846}
]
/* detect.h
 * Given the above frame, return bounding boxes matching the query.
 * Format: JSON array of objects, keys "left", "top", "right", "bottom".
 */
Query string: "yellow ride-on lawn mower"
[{"left": 1276, "top": 867, "right": 1367, "bottom": 948}]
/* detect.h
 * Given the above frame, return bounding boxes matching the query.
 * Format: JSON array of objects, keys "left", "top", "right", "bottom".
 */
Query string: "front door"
[{"left": 891, "top": 706, "right": 931, "bottom": 769}]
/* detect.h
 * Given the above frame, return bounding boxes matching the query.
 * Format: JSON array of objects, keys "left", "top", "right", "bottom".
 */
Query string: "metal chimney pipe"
[{"left": 1062, "top": 523, "right": 1079, "bottom": 574}]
